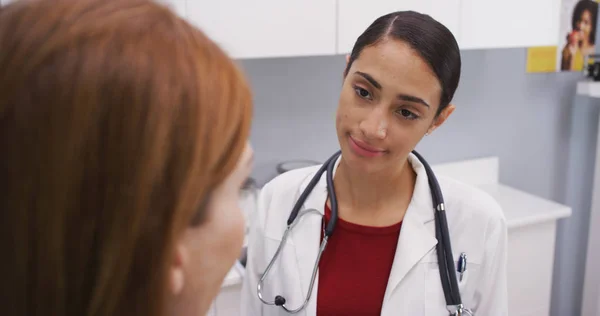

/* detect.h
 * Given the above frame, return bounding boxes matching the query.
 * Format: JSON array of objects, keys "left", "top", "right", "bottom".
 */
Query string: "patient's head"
[{"left": 0, "top": 0, "right": 253, "bottom": 315}]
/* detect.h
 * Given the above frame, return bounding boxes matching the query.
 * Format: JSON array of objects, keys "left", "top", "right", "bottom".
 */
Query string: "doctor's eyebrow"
[
  {"left": 354, "top": 71, "right": 381, "bottom": 89},
  {"left": 353, "top": 71, "right": 430, "bottom": 108}
]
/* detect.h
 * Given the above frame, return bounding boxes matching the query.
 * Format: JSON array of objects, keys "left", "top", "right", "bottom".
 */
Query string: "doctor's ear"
[
  {"left": 342, "top": 54, "right": 351, "bottom": 80},
  {"left": 168, "top": 243, "right": 189, "bottom": 296},
  {"left": 426, "top": 103, "right": 455, "bottom": 135}
]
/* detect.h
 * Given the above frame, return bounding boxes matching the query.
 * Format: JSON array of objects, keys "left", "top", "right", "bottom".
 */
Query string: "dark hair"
[
  {"left": 344, "top": 11, "right": 461, "bottom": 115},
  {"left": 572, "top": 0, "right": 598, "bottom": 44}
]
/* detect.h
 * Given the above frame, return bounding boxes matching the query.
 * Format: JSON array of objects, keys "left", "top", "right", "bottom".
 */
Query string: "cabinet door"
[
  {"left": 337, "top": 0, "right": 461, "bottom": 55},
  {"left": 214, "top": 284, "right": 243, "bottom": 316},
  {"left": 460, "top": 0, "right": 561, "bottom": 49},
  {"left": 186, "top": 0, "right": 337, "bottom": 59}
]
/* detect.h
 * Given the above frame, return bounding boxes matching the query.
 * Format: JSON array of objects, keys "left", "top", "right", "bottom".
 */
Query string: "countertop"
[
  {"left": 479, "top": 183, "right": 571, "bottom": 230},
  {"left": 577, "top": 80, "right": 600, "bottom": 99}
]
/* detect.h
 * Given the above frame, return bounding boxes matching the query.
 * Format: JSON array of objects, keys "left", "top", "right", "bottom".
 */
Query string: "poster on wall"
[
  {"left": 556, "top": 0, "right": 599, "bottom": 71},
  {"left": 527, "top": 0, "right": 599, "bottom": 73}
]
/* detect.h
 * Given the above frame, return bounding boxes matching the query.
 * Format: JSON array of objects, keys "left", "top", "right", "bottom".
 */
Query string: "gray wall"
[{"left": 238, "top": 48, "right": 595, "bottom": 315}]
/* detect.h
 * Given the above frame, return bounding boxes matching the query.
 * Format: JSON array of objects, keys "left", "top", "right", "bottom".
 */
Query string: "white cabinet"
[
  {"left": 163, "top": 0, "right": 563, "bottom": 59},
  {"left": 204, "top": 284, "right": 242, "bottom": 316},
  {"left": 204, "top": 265, "right": 244, "bottom": 316},
  {"left": 459, "top": 0, "right": 560, "bottom": 49},
  {"left": 337, "top": 0, "right": 560, "bottom": 53},
  {"left": 186, "top": 0, "right": 337, "bottom": 59},
  {"left": 435, "top": 157, "right": 571, "bottom": 315},
  {"left": 484, "top": 186, "right": 570, "bottom": 316},
  {"left": 506, "top": 221, "right": 558, "bottom": 315},
  {"left": 213, "top": 284, "right": 243, "bottom": 315},
  {"left": 336, "top": 0, "right": 462, "bottom": 55}
]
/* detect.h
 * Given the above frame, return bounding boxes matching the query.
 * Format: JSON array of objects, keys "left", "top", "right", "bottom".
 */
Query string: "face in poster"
[{"left": 557, "top": 0, "right": 599, "bottom": 71}]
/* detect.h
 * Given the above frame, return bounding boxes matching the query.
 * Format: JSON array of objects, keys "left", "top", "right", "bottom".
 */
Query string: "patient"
[{"left": 0, "top": 0, "right": 253, "bottom": 315}]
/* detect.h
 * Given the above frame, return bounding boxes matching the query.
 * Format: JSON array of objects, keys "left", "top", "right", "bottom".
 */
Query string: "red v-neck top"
[{"left": 316, "top": 203, "right": 402, "bottom": 316}]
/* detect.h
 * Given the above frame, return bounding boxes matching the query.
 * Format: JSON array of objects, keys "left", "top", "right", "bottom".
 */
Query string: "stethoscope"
[{"left": 256, "top": 150, "right": 474, "bottom": 316}]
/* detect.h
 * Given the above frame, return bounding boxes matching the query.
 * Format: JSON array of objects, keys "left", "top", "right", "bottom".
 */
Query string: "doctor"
[{"left": 240, "top": 10, "right": 508, "bottom": 316}]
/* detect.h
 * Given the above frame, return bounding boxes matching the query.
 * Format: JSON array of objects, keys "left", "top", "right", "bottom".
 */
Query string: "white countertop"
[
  {"left": 220, "top": 156, "right": 573, "bottom": 288},
  {"left": 577, "top": 81, "right": 600, "bottom": 99},
  {"left": 432, "top": 156, "right": 572, "bottom": 229},
  {"left": 479, "top": 183, "right": 571, "bottom": 230}
]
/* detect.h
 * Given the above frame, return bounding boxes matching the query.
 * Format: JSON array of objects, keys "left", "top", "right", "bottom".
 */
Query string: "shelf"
[{"left": 577, "top": 81, "right": 600, "bottom": 99}]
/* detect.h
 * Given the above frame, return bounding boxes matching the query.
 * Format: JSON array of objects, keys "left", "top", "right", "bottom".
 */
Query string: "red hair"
[{"left": 0, "top": 0, "right": 252, "bottom": 315}]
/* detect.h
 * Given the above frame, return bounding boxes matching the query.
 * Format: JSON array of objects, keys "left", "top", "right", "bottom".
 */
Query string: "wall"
[
  {"left": 564, "top": 93, "right": 600, "bottom": 316},
  {"left": 238, "top": 48, "right": 593, "bottom": 315}
]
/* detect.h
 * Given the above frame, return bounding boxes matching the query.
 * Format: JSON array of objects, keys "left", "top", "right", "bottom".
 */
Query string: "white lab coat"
[{"left": 240, "top": 153, "right": 508, "bottom": 315}]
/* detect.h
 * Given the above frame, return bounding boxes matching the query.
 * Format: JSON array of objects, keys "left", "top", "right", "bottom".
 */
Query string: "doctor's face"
[{"left": 336, "top": 39, "right": 448, "bottom": 174}]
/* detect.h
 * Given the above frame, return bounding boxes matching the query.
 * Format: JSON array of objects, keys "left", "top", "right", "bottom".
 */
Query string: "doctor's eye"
[
  {"left": 397, "top": 109, "right": 419, "bottom": 120},
  {"left": 353, "top": 86, "right": 372, "bottom": 100}
]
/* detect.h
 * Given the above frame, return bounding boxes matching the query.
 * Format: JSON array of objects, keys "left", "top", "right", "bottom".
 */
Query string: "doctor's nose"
[{"left": 359, "top": 110, "right": 387, "bottom": 140}]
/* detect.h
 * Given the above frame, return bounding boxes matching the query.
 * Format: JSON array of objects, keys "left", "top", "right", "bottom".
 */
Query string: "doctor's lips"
[{"left": 348, "top": 136, "right": 386, "bottom": 158}]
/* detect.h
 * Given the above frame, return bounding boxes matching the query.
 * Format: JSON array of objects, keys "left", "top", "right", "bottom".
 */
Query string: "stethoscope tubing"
[
  {"left": 411, "top": 150, "right": 462, "bottom": 306},
  {"left": 257, "top": 149, "right": 469, "bottom": 314}
]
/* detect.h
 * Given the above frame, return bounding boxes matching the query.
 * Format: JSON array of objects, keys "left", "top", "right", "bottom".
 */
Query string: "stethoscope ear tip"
[{"left": 274, "top": 295, "right": 286, "bottom": 306}]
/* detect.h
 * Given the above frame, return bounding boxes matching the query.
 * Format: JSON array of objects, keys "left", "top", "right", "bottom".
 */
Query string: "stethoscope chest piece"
[{"left": 448, "top": 304, "right": 474, "bottom": 316}]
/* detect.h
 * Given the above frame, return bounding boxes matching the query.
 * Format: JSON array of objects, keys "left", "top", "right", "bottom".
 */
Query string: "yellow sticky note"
[{"left": 526, "top": 46, "right": 558, "bottom": 73}]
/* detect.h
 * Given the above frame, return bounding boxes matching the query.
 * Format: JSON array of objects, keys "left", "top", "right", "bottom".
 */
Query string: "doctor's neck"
[{"left": 333, "top": 156, "right": 416, "bottom": 219}]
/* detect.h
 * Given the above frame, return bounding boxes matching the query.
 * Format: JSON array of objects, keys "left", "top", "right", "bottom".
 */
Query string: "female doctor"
[{"left": 240, "top": 10, "right": 508, "bottom": 315}]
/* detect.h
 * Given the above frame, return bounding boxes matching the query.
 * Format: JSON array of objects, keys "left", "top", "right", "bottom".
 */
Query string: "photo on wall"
[
  {"left": 556, "top": 0, "right": 599, "bottom": 72},
  {"left": 526, "top": 0, "right": 599, "bottom": 73}
]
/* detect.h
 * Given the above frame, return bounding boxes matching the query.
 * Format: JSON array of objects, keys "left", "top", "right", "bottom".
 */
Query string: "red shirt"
[{"left": 316, "top": 203, "right": 402, "bottom": 316}]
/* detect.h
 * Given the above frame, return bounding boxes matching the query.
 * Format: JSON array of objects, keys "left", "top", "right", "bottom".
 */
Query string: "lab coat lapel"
[
  {"left": 383, "top": 206, "right": 437, "bottom": 302},
  {"left": 288, "top": 155, "right": 342, "bottom": 313},
  {"left": 285, "top": 153, "right": 438, "bottom": 307},
  {"left": 383, "top": 154, "right": 437, "bottom": 303}
]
